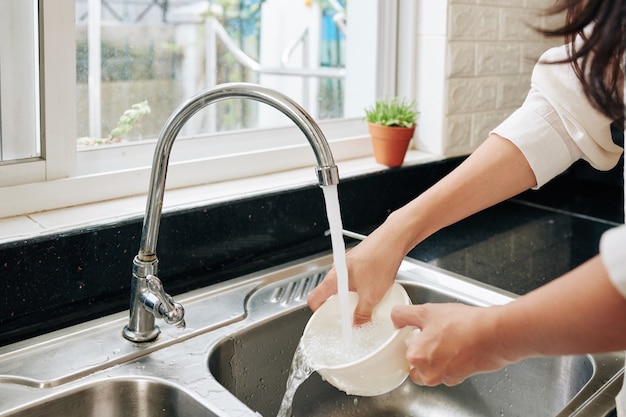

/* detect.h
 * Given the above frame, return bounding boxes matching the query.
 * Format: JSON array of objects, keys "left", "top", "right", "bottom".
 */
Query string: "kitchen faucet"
[{"left": 123, "top": 82, "right": 340, "bottom": 342}]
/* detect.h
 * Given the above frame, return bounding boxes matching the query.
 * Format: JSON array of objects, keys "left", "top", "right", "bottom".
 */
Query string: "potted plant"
[{"left": 364, "top": 97, "right": 418, "bottom": 167}]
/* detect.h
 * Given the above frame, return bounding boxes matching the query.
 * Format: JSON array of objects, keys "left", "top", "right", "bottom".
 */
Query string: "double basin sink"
[{"left": 0, "top": 253, "right": 622, "bottom": 416}]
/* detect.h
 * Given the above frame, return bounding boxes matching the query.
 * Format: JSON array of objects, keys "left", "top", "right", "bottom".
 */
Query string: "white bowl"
[{"left": 301, "top": 283, "right": 414, "bottom": 396}]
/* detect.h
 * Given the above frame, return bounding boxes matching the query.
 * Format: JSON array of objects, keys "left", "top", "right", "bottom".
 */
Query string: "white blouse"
[{"left": 492, "top": 43, "right": 626, "bottom": 414}]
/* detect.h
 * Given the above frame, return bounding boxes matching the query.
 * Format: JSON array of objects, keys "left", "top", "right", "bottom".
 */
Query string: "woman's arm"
[
  {"left": 308, "top": 133, "right": 538, "bottom": 323},
  {"left": 391, "top": 255, "right": 626, "bottom": 386},
  {"left": 388, "top": 132, "right": 538, "bottom": 252}
]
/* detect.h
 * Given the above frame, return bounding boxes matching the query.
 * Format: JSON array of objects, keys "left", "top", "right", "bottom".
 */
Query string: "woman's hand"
[
  {"left": 307, "top": 226, "right": 406, "bottom": 324},
  {"left": 389, "top": 257, "right": 626, "bottom": 387},
  {"left": 391, "top": 303, "right": 511, "bottom": 386}
]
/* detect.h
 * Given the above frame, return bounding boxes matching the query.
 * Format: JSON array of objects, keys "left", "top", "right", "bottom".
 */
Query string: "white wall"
[{"left": 412, "top": 0, "right": 563, "bottom": 156}]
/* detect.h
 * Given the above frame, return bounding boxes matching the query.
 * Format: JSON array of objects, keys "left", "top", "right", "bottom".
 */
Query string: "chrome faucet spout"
[{"left": 123, "top": 82, "right": 340, "bottom": 342}]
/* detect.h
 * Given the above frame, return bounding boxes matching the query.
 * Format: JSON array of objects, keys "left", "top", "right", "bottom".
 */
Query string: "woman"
[{"left": 308, "top": 0, "right": 626, "bottom": 412}]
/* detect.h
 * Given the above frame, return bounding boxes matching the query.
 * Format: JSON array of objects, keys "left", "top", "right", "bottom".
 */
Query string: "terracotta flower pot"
[{"left": 368, "top": 122, "right": 415, "bottom": 167}]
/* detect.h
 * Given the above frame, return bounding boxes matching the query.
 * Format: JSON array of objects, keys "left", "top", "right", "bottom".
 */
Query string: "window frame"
[{"left": 0, "top": 0, "right": 408, "bottom": 219}]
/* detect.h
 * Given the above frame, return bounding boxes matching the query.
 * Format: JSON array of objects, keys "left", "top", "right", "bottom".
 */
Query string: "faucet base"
[{"left": 122, "top": 325, "right": 160, "bottom": 343}]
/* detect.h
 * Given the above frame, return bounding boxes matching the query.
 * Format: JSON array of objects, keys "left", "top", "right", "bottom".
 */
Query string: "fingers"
[
  {"left": 353, "top": 296, "right": 375, "bottom": 325},
  {"left": 391, "top": 304, "right": 427, "bottom": 329},
  {"left": 409, "top": 367, "right": 464, "bottom": 387},
  {"left": 392, "top": 304, "right": 456, "bottom": 387},
  {"left": 307, "top": 268, "right": 376, "bottom": 324},
  {"left": 307, "top": 269, "right": 338, "bottom": 311}
]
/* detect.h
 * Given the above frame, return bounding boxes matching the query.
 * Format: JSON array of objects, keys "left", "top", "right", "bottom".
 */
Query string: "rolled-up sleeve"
[
  {"left": 491, "top": 43, "right": 622, "bottom": 188},
  {"left": 601, "top": 225, "right": 626, "bottom": 297},
  {"left": 492, "top": 89, "right": 582, "bottom": 188}
]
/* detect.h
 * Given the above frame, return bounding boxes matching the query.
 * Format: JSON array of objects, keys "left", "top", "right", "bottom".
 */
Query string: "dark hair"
[{"left": 541, "top": 0, "right": 624, "bottom": 124}]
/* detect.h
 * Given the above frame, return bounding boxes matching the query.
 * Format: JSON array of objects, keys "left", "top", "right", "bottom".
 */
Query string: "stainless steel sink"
[
  {"left": 4, "top": 377, "right": 219, "bottom": 417},
  {"left": 0, "top": 253, "right": 622, "bottom": 417},
  {"left": 207, "top": 257, "right": 624, "bottom": 417}
]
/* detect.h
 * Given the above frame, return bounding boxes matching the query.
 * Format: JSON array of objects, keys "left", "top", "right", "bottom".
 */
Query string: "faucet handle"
[{"left": 146, "top": 274, "right": 186, "bottom": 329}]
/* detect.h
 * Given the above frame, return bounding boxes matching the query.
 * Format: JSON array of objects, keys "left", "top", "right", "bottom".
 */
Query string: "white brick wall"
[{"left": 413, "top": 0, "right": 563, "bottom": 156}]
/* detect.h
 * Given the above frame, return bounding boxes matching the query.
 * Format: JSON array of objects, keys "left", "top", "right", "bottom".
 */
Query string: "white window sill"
[{"left": 0, "top": 151, "right": 440, "bottom": 245}]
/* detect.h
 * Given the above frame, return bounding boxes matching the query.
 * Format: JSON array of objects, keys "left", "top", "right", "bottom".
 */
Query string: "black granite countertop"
[{"left": 409, "top": 198, "right": 618, "bottom": 295}]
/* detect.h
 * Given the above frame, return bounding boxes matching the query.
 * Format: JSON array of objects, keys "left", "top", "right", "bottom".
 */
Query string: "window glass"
[
  {"left": 0, "top": 0, "right": 40, "bottom": 162},
  {"left": 75, "top": 0, "right": 347, "bottom": 148}
]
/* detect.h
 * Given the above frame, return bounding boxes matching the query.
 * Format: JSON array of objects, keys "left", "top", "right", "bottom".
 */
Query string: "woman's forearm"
[
  {"left": 497, "top": 256, "right": 626, "bottom": 361},
  {"left": 383, "top": 133, "right": 538, "bottom": 255}
]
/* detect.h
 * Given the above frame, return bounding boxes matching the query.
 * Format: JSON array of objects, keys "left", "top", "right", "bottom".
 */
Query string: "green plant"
[
  {"left": 109, "top": 100, "right": 151, "bottom": 139},
  {"left": 77, "top": 100, "right": 152, "bottom": 147},
  {"left": 364, "top": 97, "right": 418, "bottom": 128}
]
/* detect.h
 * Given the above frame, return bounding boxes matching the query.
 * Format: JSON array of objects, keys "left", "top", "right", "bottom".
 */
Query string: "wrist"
[
  {"left": 383, "top": 204, "right": 434, "bottom": 255},
  {"left": 491, "top": 303, "right": 539, "bottom": 364}
]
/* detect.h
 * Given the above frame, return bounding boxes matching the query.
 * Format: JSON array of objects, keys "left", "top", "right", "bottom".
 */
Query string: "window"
[{"left": 0, "top": 0, "right": 405, "bottom": 218}]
